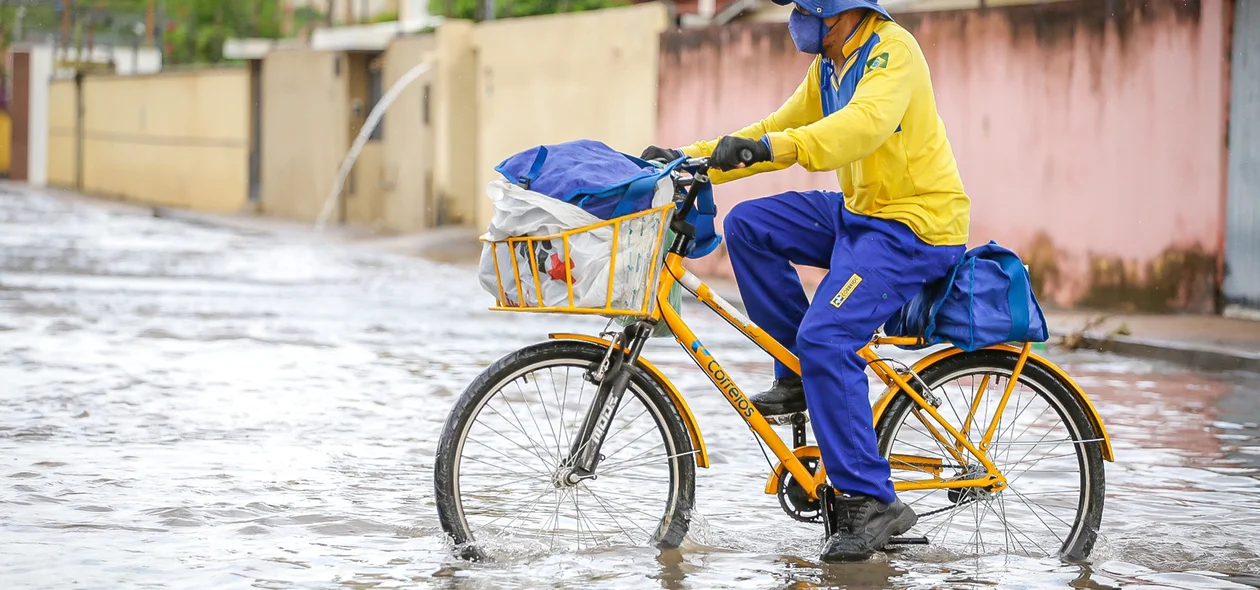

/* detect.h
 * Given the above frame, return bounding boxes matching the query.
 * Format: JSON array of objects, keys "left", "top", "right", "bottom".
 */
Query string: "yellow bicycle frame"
[{"left": 580, "top": 250, "right": 1117, "bottom": 502}]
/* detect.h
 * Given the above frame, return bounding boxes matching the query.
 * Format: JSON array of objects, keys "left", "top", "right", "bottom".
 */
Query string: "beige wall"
[
  {"left": 79, "top": 68, "right": 250, "bottom": 212},
  {"left": 472, "top": 4, "right": 668, "bottom": 229},
  {"left": 260, "top": 50, "right": 349, "bottom": 221},
  {"left": 432, "top": 21, "right": 477, "bottom": 227},
  {"left": 379, "top": 34, "right": 437, "bottom": 232},
  {"left": 47, "top": 78, "right": 78, "bottom": 188}
]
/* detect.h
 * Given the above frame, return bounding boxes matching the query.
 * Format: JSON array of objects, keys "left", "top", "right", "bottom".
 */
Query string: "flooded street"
[{"left": 4, "top": 187, "right": 1260, "bottom": 589}]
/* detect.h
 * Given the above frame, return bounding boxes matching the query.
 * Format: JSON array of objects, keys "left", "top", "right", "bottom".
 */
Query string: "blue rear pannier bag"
[
  {"left": 494, "top": 139, "right": 721, "bottom": 259},
  {"left": 884, "top": 241, "right": 1049, "bottom": 351}
]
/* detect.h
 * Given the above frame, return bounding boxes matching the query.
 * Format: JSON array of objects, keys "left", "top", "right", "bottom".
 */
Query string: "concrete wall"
[
  {"left": 343, "top": 51, "right": 386, "bottom": 226},
  {"left": 47, "top": 78, "right": 78, "bottom": 188},
  {"left": 379, "top": 34, "right": 438, "bottom": 232},
  {"left": 431, "top": 21, "right": 478, "bottom": 227},
  {"left": 257, "top": 40, "right": 439, "bottom": 231},
  {"left": 26, "top": 45, "right": 54, "bottom": 187},
  {"left": 472, "top": 3, "right": 669, "bottom": 229},
  {"left": 656, "top": 0, "right": 1232, "bottom": 312},
  {"left": 76, "top": 68, "right": 251, "bottom": 211},
  {"left": 286, "top": 0, "right": 399, "bottom": 24},
  {"left": 260, "top": 50, "right": 349, "bottom": 221},
  {"left": 53, "top": 46, "right": 164, "bottom": 76}
]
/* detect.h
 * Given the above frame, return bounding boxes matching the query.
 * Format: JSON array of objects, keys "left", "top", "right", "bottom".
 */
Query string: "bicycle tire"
[
  {"left": 874, "top": 349, "right": 1106, "bottom": 562},
  {"left": 434, "top": 340, "right": 696, "bottom": 558}
]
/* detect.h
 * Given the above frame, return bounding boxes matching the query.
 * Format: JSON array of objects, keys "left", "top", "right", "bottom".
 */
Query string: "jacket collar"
[{"left": 840, "top": 11, "right": 883, "bottom": 62}]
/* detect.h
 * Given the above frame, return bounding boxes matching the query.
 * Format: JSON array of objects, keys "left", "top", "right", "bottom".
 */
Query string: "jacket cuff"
[{"left": 764, "top": 133, "right": 798, "bottom": 165}]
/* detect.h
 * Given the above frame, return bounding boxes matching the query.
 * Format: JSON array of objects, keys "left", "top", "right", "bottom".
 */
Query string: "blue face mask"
[{"left": 788, "top": 10, "right": 831, "bottom": 55}]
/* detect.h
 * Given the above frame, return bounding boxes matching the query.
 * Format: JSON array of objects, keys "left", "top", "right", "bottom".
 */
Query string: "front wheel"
[
  {"left": 434, "top": 341, "right": 696, "bottom": 558},
  {"left": 874, "top": 350, "right": 1106, "bottom": 561}
]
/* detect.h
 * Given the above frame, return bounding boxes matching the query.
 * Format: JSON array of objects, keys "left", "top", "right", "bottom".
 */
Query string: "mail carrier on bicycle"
[{"left": 642, "top": 0, "right": 971, "bottom": 561}]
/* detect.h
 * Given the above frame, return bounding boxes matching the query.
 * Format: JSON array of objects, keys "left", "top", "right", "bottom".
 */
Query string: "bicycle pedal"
[
  {"left": 885, "top": 536, "right": 928, "bottom": 546},
  {"left": 765, "top": 412, "right": 809, "bottom": 426}
]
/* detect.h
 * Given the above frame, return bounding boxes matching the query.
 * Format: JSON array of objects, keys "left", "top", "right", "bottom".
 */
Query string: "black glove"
[
  {"left": 711, "top": 136, "right": 772, "bottom": 171},
  {"left": 641, "top": 145, "right": 683, "bottom": 164}
]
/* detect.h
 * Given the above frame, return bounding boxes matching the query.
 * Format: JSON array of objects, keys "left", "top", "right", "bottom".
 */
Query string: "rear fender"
[
  {"left": 871, "top": 344, "right": 1114, "bottom": 462},
  {"left": 548, "top": 333, "right": 709, "bottom": 468}
]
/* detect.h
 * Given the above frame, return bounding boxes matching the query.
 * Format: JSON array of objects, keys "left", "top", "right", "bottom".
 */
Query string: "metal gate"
[{"left": 1225, "top": 0, "right": 1260, "bottom": 312}]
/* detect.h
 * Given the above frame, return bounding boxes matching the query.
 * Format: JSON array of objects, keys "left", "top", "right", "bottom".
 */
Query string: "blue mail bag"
[{"left": 884, "top": 241, "right": 1049, "bottom": 352}]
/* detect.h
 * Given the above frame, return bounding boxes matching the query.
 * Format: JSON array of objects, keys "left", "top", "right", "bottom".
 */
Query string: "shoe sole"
[{"left": 753, "top": 403, "right": 808, "bottom": 416}]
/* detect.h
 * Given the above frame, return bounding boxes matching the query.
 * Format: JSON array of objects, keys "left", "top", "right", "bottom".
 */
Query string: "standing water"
[{"left": 2, "top": 188, "right": 1259, "bottom": 589}]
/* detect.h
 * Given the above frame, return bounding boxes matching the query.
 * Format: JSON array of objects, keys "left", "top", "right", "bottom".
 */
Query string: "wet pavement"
[{"left": 3, "top": 187, "right": 1260, "bottom": 589}]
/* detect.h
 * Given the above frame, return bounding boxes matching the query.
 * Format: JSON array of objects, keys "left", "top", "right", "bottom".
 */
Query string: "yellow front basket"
[{"left": 482, "top": 204, "right": 675, "bottom": 318}]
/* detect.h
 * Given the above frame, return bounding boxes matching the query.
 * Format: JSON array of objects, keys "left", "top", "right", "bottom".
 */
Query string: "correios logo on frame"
[{"left": 690, "top": 340, "right": 754, "bottom": 417}]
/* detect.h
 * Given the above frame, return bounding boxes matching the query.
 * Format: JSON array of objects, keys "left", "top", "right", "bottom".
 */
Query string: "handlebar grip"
[{"left": 738, "top": 148, "right": 755, "bottom": 166}]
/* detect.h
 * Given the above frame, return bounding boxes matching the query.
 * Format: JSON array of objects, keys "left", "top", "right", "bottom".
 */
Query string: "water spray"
[{"left": 314, "top": 62, "right": 434, "bottom": 232}]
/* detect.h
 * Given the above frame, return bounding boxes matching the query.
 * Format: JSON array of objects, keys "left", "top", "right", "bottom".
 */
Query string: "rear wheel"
[
  {"left": 434, "top": 341, "right": 696, "bottom": 558},
  {"left": 874, "top": 350, "right": 1106, "bottom": 561}
]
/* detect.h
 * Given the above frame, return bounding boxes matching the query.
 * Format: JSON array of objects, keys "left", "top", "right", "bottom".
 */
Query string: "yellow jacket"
[{"left": 681, "top": 13, "right": 970, "bottom": 247}]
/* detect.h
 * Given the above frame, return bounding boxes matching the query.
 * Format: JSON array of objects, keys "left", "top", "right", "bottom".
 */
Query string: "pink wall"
[
  {"left": 657, "top": 0, "right": 1232, "bottom": 312},
  {"left": 657, "top": 26, "right": 838, "bottom": 280}
]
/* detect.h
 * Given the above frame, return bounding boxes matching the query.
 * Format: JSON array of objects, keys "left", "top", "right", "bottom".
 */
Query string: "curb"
[{"left": 1071, "top": 332, "right": 1260, "bottom": 374}]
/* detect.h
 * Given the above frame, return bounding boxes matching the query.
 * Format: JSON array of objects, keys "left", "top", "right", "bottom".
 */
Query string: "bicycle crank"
[{"left": 777, "top": 455, "right": 824, "bottom": 523}]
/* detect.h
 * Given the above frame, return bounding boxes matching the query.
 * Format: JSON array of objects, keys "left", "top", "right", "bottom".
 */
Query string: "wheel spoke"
[
  {"left": 477, "top": 484, "right": 556, "bottom": 530},
  {"left": 601, "top": 414, "right": 659, "bottom": 461},
  {"left": 490, "top": 389, "right": 557, "bottom": 469},
  {"left": 582, "top": 486, "right": 652, "bottom": 543},
  {"left": 603, "top": 407, "right": 651, "bottom": 450},
  {"left": 599, "top": 448, "right": 695, "bottom": 476},
  {"left": 539, "top": 369, "right": 566, "bottom": 464},
  {"left": 461, "top": 470, "right": 553, "bottom": 496},
  {"left": 480, "top": 401, "right": 556, "bottom": 470},
  {"left": 1000, "top": 424, "right": 1071, "bottom": 481},
  {"left": 1007, "top": 486, "right": 1074, "bottom": 534},
  {"left": 464, "top": 436, "right": 551, "bottom": 475}
]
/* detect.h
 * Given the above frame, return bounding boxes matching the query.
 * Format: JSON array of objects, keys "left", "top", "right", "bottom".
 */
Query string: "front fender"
[
  {"left": 548, "top": 333, "right": 709, "bottom": 468},
  {"left": 871, "top": 344, "right": 1114, "bottom": 462}
]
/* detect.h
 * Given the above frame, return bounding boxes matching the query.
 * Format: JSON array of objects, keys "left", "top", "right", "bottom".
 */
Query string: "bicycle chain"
[{"left": 916, "top": 496, "right": 980, "bottom": 519}]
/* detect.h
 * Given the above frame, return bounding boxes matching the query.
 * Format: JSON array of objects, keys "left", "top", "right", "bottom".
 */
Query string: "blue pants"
[{"left": 724, "top": 191, "right": 964, "bottom": 503}]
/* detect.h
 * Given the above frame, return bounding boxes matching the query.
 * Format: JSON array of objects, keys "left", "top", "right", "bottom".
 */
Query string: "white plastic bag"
[{"left": 477, "top": 178, "right": 673, "bottom": 312}]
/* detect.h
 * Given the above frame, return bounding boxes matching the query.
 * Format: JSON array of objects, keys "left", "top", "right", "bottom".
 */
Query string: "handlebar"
[
  {"left": 676, "top": 156, "right": 710, "bottom": 174},
  {"left": 672, "top": 149, "right": 758, "bottom": 174}
]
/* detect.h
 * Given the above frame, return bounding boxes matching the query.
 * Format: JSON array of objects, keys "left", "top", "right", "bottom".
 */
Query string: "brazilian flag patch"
[{"left": 866, "top": 52, "right": 889, "bottom": 71}]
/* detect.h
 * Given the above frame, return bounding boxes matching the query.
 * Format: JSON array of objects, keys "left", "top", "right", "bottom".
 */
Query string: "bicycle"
[{"left": 434, "top": 155, "right": 1113, "bottom": 563}]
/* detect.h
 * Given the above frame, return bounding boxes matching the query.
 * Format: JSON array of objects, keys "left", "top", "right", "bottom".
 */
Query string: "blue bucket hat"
[{"left": 771, "top": 0, "right": 891, "bottom": 20}]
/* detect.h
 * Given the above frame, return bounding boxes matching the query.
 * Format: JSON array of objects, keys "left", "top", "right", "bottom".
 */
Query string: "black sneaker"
[
  {"left": 820, "top": 495, "right": 918, "bottom": 563},
  {"left": 748, "top": 376, "right": 806, "bottom": 416}
]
